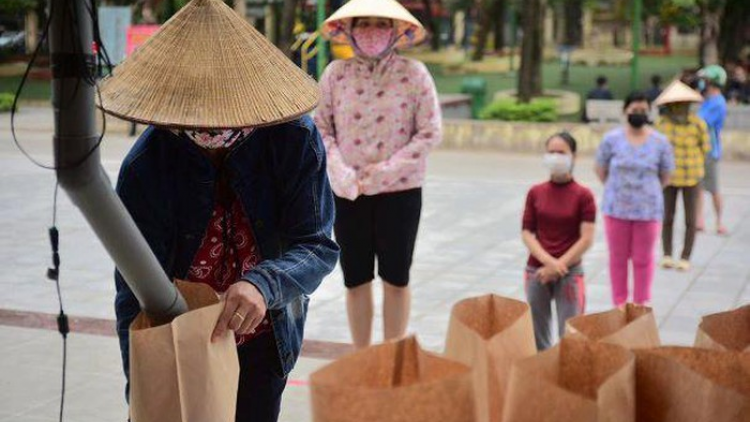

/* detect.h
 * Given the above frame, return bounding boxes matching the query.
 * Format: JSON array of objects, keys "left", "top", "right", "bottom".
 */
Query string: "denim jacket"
[{"left": 114, "top": 116, "right": 339, "bottom": 390}]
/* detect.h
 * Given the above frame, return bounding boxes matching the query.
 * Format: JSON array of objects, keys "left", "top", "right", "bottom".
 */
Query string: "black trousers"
[
  {"left": 235, "top": 331, "right": 287, "bottom": 422},
  {"left": 663, "top": 185, "right": 700, "bottom": 260}
]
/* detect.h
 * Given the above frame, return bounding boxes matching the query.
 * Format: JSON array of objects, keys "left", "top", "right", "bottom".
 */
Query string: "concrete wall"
[{"left": 441, "top": 119, "right": 750, "bottom": 160}]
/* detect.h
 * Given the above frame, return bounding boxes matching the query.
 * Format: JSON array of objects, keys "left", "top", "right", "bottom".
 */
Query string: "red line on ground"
[{"left": 0, "top": 308, "right": 353, "bottom": 360}]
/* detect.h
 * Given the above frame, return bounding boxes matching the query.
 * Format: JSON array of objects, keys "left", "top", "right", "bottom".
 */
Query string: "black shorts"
[{"left": 334, "top": 188, "right": 422, "bottom": 288}]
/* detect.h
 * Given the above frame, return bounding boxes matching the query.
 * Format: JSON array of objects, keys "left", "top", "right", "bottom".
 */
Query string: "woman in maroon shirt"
[{"left": 522, "top": 132, "right": 597, "bottom": 350}]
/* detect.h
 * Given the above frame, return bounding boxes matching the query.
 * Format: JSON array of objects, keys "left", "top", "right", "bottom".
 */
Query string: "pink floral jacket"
[{"left": 315, "top": 53, "right": 442, "bottom": 200}]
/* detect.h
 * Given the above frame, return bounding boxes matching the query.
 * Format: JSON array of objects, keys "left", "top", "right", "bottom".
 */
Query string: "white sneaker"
[
  {"left": 676, "top": 260, "right": 691, "bottom": 272},
  {"left": 660, "top": 256, "right": 676, "bottom": 269}
]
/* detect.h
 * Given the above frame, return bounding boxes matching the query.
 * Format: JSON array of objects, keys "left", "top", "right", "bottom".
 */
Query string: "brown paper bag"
[
  {"left": 503, "top": 338, "right": 636, "bottom": 422},
  {"left": 310, "top": 336, "right": 477, "bottom": 422},
  {"left": 443, "top": 294, "right": 537, "bottom": 422},
  {"left": 634, "top": 347, "right": 750, "bottom": 422},
  {"left": 565, "top": 304, "right": 660, "bottom": 349},
  {"left": 129, "top": 281, "right": 240, "bottom": 422},
  {"left": 694, "top": 304, "right": 750, "bottom": 352}
]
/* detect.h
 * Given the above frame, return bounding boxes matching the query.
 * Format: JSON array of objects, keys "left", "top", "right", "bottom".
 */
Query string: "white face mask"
[{"left": 543, "top": 153, "right": 573, "bottom": 178}]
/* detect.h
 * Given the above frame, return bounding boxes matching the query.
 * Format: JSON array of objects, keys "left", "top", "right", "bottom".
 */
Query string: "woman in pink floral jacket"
[{"left": 317, "top": 0, "right": 442, "bottom": 349}]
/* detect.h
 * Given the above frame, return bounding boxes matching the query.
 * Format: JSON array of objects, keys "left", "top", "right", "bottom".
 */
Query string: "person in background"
[
  {"left": 646, "top": 74, "right": 663, "bottom": 103},
  {"left": 588, "top": 76, "right": 614, "bottom": 100},
  {"left": 522, "top": 132, "right": 596, "bottom": 351},
  {"left": 316, "top": 0, "right": 441, "bottom": 349},
  {"left": 595, "top": 92, "right": 675, "bottom": 308},
  {"left": 654, "top": 81, "right": 710, "bottom": 272},
  {"left": 679, "top": 68, "right": 701, "bottom": 89},
  {"left": 583, "top": 76, "right": 615, "bottom": 122},
  {"left": 726, "top": 65, "right": 749, "bottom": 105},
  {"left": 696, "top": 65, "right": 729, "bottom": 235}
]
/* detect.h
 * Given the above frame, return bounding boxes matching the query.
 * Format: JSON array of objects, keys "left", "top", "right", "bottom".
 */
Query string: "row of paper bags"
[
  {"left": 309, "top": 296, "right": 750, "bottom": 422},
  {"left": 124, "top": 282, "right": 748, "bottom": 422}
]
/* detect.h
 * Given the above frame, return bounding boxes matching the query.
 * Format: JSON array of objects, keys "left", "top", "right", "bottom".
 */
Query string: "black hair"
[
  {"left": 651, "top": 74, "right": 662, "bottom": 86},
  {"left": 546, "top": 131, "right": 577, "bottom": 154},
  {"left": 596, "top": 76, "right": 608, "bottom": 86},
  {"left": 623, "top": 91, "right": 650, "bottom": 111}
]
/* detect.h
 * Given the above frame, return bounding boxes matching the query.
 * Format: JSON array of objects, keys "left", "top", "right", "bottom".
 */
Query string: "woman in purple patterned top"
[{"left": 595, "top": 92, "right": 675, "bottom": 308}]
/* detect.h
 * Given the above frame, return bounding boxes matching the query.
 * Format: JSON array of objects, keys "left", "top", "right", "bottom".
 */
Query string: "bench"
[
  {"left": 725, "top": 104, "right": 750, "bottom": 131},
  {"left": 439, "top": 94, "right": 472, "bottom": 120},
  {"left": 585, "top": 99, "right": 624, "bottom": 124},
  {"left": 586, "top": 99, "right": 660, "bottom": 125}
]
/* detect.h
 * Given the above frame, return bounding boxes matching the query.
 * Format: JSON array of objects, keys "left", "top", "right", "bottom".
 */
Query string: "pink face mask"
[
  {"left": 173, "top": 128, "right": 254, "bottom": 150},
  {"left": 352, "top": 27, "right": 395, "bottom": 58}
]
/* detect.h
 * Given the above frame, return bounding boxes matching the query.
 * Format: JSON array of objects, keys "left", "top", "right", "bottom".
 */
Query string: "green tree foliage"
[{"left": 0, "top": 0, "right": 36, "bottom": 15}]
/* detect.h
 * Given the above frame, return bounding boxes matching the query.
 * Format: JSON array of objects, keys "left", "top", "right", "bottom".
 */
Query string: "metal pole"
[
  {"left": 316, "top": 0, "right": 328, "bottom": 79},
  {"left": 49, "top": 0, "right": 187, "bottom": 324},
  {"left": 630, "top": 0, "right": 642, "bottom": 92}
]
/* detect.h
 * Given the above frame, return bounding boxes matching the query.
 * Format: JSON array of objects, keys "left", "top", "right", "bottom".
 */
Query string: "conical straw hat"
[
  {"left": 654, "top": 79, "right": 704, "bottom": 106},
  {"left": 99, "top": 0, "right": 319, "bottom": 129},
  {"left": 321, "top": 0, "right": 426, "bottom": 49}
]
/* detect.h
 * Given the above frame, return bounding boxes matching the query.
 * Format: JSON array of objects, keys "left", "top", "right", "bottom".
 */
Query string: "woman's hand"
[
  {"left": 359, "top": 162, "right": 397, "bottom": 193},
  {"left": 212, "top": 282, "right": 268, "bottom": 342},
  {"left": 539, "top": 259, "right": 568, "bottom": 283},
  {"left": 595, "top": 165, "right": 608, "bottom": 184},
  {"left": 535, "top": 267, "right": 558, "bottom": 284}
]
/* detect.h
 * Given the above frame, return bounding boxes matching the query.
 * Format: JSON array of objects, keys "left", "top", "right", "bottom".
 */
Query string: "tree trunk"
[
  {"left": 563, "top": 0, "right": 583, "bottom": 46},
  {"left": 718, "top": 0, "right": 750, "bottom": 64},
  {"left": 25, "top": 11, "right": 38, "bottom": 55},
  {"left": 471, "top": 0, "right": 502, "bottom": 61},
  {"left": 698, "top": 1, "right": 724, "bottom": 66},
  {"left": 421, "top": 0, "right": 441, "bottom": 51},
  {"left": 471, "top": 0, "right": 491, "bottom": 61},
  {"left": 277, "top": 0, "right": 299, "bottom": 56},
  {"left": 493, "top": 0, "right": 506, "bottom": 53},
  {"left": 518, "top": 0, "right": 544, "bottom": 103}
]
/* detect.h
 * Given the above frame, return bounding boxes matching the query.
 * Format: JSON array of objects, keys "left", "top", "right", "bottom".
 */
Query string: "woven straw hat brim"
[
  {"left": 654, "top": 79, "right": 704, "bottom": 106},
  {"left": 322, "top": 0, "right": 426, "bottom": 49},
  {"left": 99, "top": 0, "right": 319, "bottom": 129}
]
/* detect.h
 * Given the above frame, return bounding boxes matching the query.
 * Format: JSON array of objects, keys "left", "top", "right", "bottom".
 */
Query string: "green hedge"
[
  {"left": 479, "top": 98, "right": 558, "bottom": 122},
  {"left": 0, "top": 93, "right": 15, "bottom": 113}
]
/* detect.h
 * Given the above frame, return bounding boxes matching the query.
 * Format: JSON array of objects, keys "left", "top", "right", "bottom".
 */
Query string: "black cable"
[
  {"left": 84, "top": 0, "right": 114, "bottom": 77},
  {"left": 58, "top": 334, "right": 67, "bottom": 422},
  {"left": 10, "top": 0, "right": 53, "bottom": 169},
  {"left": 47, "top": 182, "right": 68, "bottom": 422}
]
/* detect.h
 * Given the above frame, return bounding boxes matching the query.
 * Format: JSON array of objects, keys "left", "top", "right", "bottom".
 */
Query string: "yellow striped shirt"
[{"left": 656, "top": 115, "right": 711, "bottom": 187}]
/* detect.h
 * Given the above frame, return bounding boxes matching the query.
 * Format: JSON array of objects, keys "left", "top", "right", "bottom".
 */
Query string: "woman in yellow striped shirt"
[{"left": 654, "top": 81, "right": 710, "bottom": 271}]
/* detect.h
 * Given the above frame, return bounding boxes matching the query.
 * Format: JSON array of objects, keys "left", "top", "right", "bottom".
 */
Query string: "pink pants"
[{"left": 604, "top": 216, "right": 661, "bottom": 307}]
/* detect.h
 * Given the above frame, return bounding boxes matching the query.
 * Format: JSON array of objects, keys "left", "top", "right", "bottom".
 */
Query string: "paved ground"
[
  {"left": 1, "top": 107, "right": 749, "bottom": 421},
  {"left": 0, "top": 325, "right": 327, "bottom": 422}
]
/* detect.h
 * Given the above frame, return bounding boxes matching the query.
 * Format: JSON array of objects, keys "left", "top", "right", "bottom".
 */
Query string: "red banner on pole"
[{"left": 126, "top": 25, "right": 160, "bottom": 56}]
